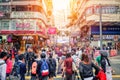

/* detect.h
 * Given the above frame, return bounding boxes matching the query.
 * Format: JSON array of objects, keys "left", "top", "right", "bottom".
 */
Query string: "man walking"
[{"left": 0, "top": 52, "right": 8, "bottom": 80}]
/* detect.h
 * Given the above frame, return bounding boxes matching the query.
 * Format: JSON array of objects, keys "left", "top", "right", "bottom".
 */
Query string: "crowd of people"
[{"left": 0, "top": 44, "right": 113, "bottom": 80}]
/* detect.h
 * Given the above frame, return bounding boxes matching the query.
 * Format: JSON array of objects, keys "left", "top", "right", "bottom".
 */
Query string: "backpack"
[
  {"left": 31, "top": 61, "right": 37, "bottom": 74},
  {"left": 14, "top": 62, "right": 21, "bottom": 75},
  {"left": 49, "top": 58, "right": 56, "bottom": 72},
  {"left": 40, "top": 60, "right": 49, "bottom": 76},
  {"left": 65, "top": 58, "right": 73, "bottom": 75},
  {"left": 28, "top": 52, "right": 34, "bottom": 61}
]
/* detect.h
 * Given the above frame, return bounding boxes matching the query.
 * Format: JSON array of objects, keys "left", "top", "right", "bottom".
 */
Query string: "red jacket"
[{"left": 6, "top": 59, "right": 13, "bottom": 74}]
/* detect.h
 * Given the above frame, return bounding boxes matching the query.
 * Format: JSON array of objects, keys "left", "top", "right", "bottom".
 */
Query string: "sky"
[{"left": 52, "top": 0, "right": 70, "bottom": 11}]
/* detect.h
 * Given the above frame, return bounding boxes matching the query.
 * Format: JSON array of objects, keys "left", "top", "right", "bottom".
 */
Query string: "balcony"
[
  {"left": 10, "top": 11, "right": 47, "bottom": 24},
  {"left": 11, "top": 1, "right": 42, "bottom": 6},
  {"left": 86, "top": 14, "right": 120, "bottom": 23}
]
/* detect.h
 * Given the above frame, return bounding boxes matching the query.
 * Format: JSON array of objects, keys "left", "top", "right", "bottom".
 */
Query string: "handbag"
[
  {"left": 97, "top": 70, "right": 107, "bottom": 80},
  {"left": 106, "top": 66, "right": 112, "bottom": 80}
]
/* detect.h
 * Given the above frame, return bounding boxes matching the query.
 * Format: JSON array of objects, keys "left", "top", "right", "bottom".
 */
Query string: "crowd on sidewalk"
[{"left": 0, "top": 44, "right": 113, "bottom": 80}]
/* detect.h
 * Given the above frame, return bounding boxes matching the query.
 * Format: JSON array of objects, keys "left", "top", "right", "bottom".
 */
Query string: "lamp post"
[{"left": 99, "top": 4, "right": 103, "bottom": 50}]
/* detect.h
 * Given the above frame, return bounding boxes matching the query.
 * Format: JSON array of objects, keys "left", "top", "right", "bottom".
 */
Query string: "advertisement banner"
[
  {"left": 48, "top": 27, "right": 57, "bottom": 34},
  {"left": 91, "top": 26, "right": 120, "bottom": 35},
  {"left": 11, "top": 20, "right": 35, "bottom": 30}
]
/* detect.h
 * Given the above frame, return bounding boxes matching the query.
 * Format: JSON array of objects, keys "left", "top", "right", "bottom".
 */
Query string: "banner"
[
  {"left": 48, "top": 27, "right": 57, "bottom": 34},
  {"left": 91, "top": 26, "right": 120, "bottom": 35}
]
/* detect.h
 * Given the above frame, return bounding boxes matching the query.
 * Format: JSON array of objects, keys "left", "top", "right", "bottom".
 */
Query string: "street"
[{"left": 24, "top": 55, "right": 120, "bottom": 80}]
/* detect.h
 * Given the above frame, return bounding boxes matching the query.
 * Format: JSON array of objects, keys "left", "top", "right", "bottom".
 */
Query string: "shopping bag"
[
  {"left": 97, "top": 70, "right": 106, "bottom": 80},
  {"left": 106, "top": 66, "right": 112, "bottom": 80}
]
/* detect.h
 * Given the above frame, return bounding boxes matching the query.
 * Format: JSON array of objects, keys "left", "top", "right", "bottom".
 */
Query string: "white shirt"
[{"left": 0, "top": 59, "right": 6, "bottom": 80}]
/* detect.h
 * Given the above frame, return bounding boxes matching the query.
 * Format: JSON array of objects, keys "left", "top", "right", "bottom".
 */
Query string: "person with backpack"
[
  {"left": 19, "top": 54, "right": 26, "bottom": 80},
  {"left": 26, "top": 48, "right": 35, "bottom": 76},
  {"left": 37, "top": 53, "right": 49, "bottom": 80},
  {"left": 0, "top": 52, "right": 8, "bottom": 80},
  {"left": 47, "top": 53, "right": 56, "bottom": 80},
  {"left": 31, "top": 55, "right": 39, "bottom": 80},
  {"left": 64, "top": 52, "right": 73, "bottom": 80}
]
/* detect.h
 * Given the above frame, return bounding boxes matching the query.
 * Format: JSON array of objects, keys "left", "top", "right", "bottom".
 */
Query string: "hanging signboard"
[{"left": 48, "top": 27, "right": 57, "bottom": 34}]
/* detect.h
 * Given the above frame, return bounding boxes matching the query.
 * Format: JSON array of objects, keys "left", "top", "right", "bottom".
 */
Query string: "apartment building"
[
  {"left": 74, "top": 0, "right": 120, "bottom": 47},
  {"left": 0, "top": 0, "right": 48, "bottom": 51}
]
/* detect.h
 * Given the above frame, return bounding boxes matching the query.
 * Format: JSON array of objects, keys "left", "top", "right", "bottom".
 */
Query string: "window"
[
  {"left": 1, "top": 21, "right": 9, "bottom": 30},
  {"left": 0, "top": 0, "right": 10, "bottom": 3},
  {"left": 0, "top": 5, "right": 10, "bottom": 12},
  {"left": 12, "top": 5, "right": 42, "bottom": 12},
  {"left": 86, "top": 6, "right": 94, "bottom": 15}
]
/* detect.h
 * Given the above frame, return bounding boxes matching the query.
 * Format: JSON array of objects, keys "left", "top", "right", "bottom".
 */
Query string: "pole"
[{"left": 99, "top": 4, "right": 103, "bottom": 50}]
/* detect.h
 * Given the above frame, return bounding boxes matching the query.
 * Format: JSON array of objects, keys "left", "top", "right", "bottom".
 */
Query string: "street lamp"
[{"left": 99, "top": 4, "right": 103, "bottom": 50}]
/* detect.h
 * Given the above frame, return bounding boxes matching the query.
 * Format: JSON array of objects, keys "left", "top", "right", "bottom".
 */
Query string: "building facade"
[
  {"left": 0, "top": 0, "right": 48, "bottom": 51},
  {"left": 70, "top": 0, "right": 120, "bottom": 49}
]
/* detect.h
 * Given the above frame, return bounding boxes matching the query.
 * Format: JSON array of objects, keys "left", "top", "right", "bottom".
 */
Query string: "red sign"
[
  {"left": 16, "top": 23, "right": 30, "bottom": 28},
  {"left": 0, "top": 30, "right": 45, "bottom": 35},
  {"left": 48, "top": 28, "right": 57, "bottom": 34}
]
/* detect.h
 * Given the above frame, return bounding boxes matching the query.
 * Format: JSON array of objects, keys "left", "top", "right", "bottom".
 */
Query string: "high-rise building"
[{"left": 0, "top": 0, "right": 48, "bottom": 51}]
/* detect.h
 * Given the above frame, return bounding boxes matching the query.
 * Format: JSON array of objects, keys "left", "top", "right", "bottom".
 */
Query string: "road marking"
[
  {"left": 112, "top": 75, "right": 120, "bottom": 78},
  {"left": 25, "top": 75, "right": 120, "bottom": 79}
]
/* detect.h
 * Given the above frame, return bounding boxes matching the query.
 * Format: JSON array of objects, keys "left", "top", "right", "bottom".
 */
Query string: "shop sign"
[
  {"left": 11, "top": 20, "right": 35, "bottom": 30},
  {"left": 91, "top": 26, "right": 120, "bottom": 35},
  {"left": 48, "top": 27, "right": 57, "bottom": 34},
  {"left": 0, "top": 30, "right": 44, "bottom": 35},
  {"left": 16, "top": 22, "right": 30, "bottom": 28}
]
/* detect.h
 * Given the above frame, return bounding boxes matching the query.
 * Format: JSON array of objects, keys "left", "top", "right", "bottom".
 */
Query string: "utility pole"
[{"left": 99, "top": 4, "right": 103, "bottom": 50}]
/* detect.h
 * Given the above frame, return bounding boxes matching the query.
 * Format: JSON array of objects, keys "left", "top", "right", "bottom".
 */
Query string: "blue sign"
[{"left": 91, "top": 26, "right": 120, "bottom": 35}]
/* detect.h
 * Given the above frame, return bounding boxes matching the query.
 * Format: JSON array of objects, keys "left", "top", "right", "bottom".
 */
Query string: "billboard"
[
  {"left": 91, "top": 26, "right": 120, "bottom": 35},
  {"left": 48, "top": 27, "right": 57, "bottom": 34}
]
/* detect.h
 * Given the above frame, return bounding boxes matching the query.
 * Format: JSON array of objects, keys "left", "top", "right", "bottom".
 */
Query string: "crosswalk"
[{"left": 25, "top": 75, "right": 120, "bottom": 80}]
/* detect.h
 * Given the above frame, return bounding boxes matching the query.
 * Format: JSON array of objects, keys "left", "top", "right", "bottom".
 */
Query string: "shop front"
[{"left": 91, "top": 26, "right": 120, "bottom": 50}]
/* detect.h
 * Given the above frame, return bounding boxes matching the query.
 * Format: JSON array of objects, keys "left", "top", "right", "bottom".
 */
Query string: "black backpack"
[
  {"left": 48, "top": 58, "right": 56, "bottom": 72},
  {"left": 28, "top": 52, "right": 34, "bottom": 61}
]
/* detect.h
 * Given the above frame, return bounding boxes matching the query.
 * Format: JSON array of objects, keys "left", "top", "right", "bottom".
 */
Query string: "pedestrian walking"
[
  {"left": 64, "top": 52, "right": 73, "bottom": 80},
  {"left": 26, "top": 48, "right": 35, "bottom": 76},
  {"left": 47, "top": 52, "right": 56, "bottom": 80},
  {"left": 6, "top": 54, "right": 13, "bottom": 80},
  {"left": 18, "top": 54, "right": 26, "bottom": 80},
  {"left": 0, "top": 52, "right": 8, "bottom": 80},
  {"left": 100, "top": 51, "right": 112, "bottom": 80},
  {"left": 31, "top": 55, "right": 39, "bottom": 80},
  {"left": 37, "top": 53, "right": 49, "bottom": 80},
  {"left": 79, "top": 54, "right": 100, "bottom": 80}
]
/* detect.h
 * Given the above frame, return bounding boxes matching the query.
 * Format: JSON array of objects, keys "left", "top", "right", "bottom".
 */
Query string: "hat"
[{"left": 100, "top": 50, "right": 108, "bottom": 57}]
